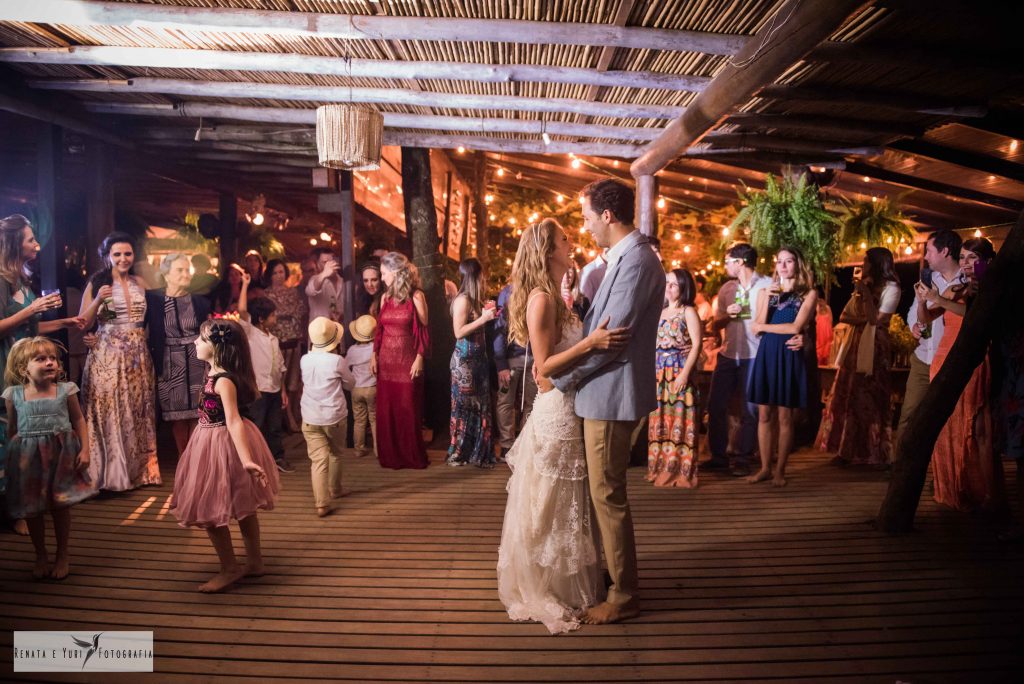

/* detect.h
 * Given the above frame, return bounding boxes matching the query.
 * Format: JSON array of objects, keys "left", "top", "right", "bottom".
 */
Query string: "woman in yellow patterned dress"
[
  {"left": 79, "top": 233, "right": 160, "bottom": 492},
  {"left": 647, "top": 269, "right": 703, "bottom": 488}
]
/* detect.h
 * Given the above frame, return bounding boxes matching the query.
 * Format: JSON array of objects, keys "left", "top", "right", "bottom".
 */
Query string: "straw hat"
[
  {"left": 308, "top": 316, "right": 344, "bottom": 352},
  {"left": 349, "top": 314, "right": 377, "bottom": 343}
]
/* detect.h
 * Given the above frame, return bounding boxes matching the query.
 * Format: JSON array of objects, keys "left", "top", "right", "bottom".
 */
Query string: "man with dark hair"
[
  {"left": 306, "top": 246, "right": 345, "bottom": 335},
  {"left": 706, "top": 242, "right": 772, "bottom": 475},
  {"left": 553, "top": 178, "right": 664, "bottom": 624},
  {"left": 897, "top": 229, "right": 962, "bottom": 446}
]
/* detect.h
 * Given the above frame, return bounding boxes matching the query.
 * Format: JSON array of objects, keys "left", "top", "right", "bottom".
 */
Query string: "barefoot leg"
[
  {"left": 200, "top": 526, "right": 243, "bottom": 592},
  {"left": 13, "top": 518, "right": 28, "bottom": 535},
  {"left": 748, "top": 405, "right": 774, "bottom": 483},
  {"left": 238, "top": 514, "right": 265, "bottom": 577},
  {"left": 50, "top": 508, "right": 72, "bottom": 580},
  {"left": 773, "top": 407, "right": 794, "bottom": 486},
  {"left": 25, "top": 515, "right": 49, "bottom": 579}
]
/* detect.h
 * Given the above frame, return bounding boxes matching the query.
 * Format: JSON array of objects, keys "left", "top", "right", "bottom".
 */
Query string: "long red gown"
[{"left": 374, "top": 295, "right": 430, "bottom": 469}]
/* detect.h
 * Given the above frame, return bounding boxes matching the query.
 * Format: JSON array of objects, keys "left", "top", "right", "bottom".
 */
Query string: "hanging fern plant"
[
  {"left": 835, "top": 193, "right": 915, "bottom": 249},
  {"left": 730, "top": 173, "right": 840, "bottom": 286}
]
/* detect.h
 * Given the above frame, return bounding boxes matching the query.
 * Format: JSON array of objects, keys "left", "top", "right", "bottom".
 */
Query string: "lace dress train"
[{"left": 497, "top": 324, "right": 601, "bottom": 634}]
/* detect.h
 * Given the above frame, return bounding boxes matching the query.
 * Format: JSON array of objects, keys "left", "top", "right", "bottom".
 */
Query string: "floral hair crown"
[{"left": 208, "top": 323, "right": 235, "bottom": 345}]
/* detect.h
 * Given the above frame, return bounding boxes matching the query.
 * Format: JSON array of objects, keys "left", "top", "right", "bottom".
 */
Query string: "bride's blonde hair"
[{"left": 507, "top": 218, "right": 571, "bottom": 347}]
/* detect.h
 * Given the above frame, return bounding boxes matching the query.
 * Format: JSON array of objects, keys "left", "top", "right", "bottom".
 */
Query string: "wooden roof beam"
[
  {"left": 97, "top": 103, "right": 666, "bottom": 141},
  {"left": 703, "top": 133, "right": 884, "bottom": 157},
  {"left": 0, "top": 0, "right": 745, "bottom": 55},
  {"left": 33, "top": 77, "right": 685, "bottom": 120},
  {"left": 844, "top": 161, "right": 1024, "bottom": 213},
  {"left": 724, "top": 112, "right": 920, "bottom": 140},
  {"left": 631, "top": 0, "right": 870, "bottom": 178},
  {"left": 887, "top": 139, "right": 1024, "bottom": 183},
  {"left": 0, "top": 44, "right": 710, "bottom": 93},
  {"left": 756, "top": 85, "right": 988, "bottom": 118}
]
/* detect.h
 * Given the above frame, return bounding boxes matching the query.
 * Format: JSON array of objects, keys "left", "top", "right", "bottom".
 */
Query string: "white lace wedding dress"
[{"left": 497, "top": 321, "right": 601, "bottom": 634}]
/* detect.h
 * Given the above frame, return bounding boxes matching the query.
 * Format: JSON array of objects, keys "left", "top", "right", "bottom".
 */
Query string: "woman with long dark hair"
[
  {"left": 446, "top": 258, "right": 496, "bottom": 467},
  {"left": 647, "top": 268, "right": 703, "bottom": 488},
  {"left": 917, "top": 237, "right": 1006, "bottom": 514},
  {"left": 79, "top": 232, "right": 161, "bottom": 491},
  {"left": 818, "top": 247, "right": 901, "bottom": 467}
]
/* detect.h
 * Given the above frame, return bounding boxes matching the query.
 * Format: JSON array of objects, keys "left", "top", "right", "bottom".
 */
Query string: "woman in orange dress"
[{"left": 916, "top": 238, "right": 1006, "bottom": 515}]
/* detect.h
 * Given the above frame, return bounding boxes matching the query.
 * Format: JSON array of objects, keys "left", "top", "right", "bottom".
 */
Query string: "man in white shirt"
[
  {"left": 706, "top": 243, "right": 772, "bottom": 475},
  {"left": 305, "top": 246, "right": 345, "bottom": 329},
  {"left": 579, "top": 248, "right": 608, "bottom": 306},
  {"left": 897, "top": 229, "right": 962, "bottom": 444}
]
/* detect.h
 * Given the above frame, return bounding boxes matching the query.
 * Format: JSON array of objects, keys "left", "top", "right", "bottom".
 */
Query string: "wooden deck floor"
[{"left": 2, "top": 434, "right": 1023, "bottom": 682}]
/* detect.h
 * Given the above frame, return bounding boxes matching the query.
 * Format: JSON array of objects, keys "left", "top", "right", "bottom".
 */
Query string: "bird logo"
[{"left": 70, "top": 633, "right": 102, "bottom": 670}]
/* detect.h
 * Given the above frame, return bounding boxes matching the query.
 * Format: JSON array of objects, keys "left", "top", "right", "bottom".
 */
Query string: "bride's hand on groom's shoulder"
[{"left": 586, "top": 316, "right": 630, "bottom": 351}]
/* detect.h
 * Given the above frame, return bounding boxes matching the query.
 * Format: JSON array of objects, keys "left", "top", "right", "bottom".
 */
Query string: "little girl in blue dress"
[
  {"left": 747, "top": 246, "right": 818, "bottom": 487},
  {"left": 3, "top": 337, "right": 91, "bottom": 580}
]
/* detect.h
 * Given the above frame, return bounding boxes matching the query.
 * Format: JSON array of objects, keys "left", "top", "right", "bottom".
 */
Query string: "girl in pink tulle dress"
[{"left": 171, "top": 319, "right": 280, "bottom": 593}]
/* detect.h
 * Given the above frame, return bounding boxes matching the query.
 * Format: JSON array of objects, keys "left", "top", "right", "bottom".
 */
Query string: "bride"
[{"left": 497, "top": 218, "right": 629, "bottom": 634}]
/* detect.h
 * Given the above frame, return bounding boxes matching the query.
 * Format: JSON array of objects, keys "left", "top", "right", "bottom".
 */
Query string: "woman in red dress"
[{"left": 371, "top": 252, "right": 430, "bottom": 469}]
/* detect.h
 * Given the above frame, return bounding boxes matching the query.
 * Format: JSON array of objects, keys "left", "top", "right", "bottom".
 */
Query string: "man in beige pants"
[{"left": 552, "top": 180, "right": 666, "bottom": 624}]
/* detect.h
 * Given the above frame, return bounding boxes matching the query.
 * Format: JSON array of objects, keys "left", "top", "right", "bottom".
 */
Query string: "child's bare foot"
[
  {"left": 13, "top": 519, "right": 29, "bottom": 536},
  {"left": 580, "top": 601, "right": 640, "bottom": 625},
  {"left": 746, "top": 469, "right": 771, "bottom": 484},
  {"left": 316, "top": 506, "right": 332, "bottom": 518},
  {"left": 32, "top": 555, "right": 50, "bottom": 580},
  {"left": 198, "top": 567, "right": 245, "bottom": 593},
  {"left": 244, "top": 561, "right": 265, "bottom": 578},
  {"left": 329, "top": 489, "right": 350, "bottom": 499},
  {"left": 49, "top": 556, "right": 70, "bottom": 581},
  {"left": 771, "top": 475, "right": 788, "bottom": 487}
]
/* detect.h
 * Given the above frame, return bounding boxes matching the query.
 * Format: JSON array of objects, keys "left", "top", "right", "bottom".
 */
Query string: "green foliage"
[
  {"left": 241, "top": 227, "right": 286, "bottom": 261},
  {"left": 730, "top": 173, "right": 840, "bottom": 285},
  {"left": 835, "top": 194, "right": 915, "bottom": 249}
]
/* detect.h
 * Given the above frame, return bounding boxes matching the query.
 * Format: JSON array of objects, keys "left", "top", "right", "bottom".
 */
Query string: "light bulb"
[
  {"left": 657, "top": 197, "right": 666, "bottom": 209},
  {"left": 251, "top": 212, "right": 264, "bottom": 226},
  {"left": 673, "top": 231, "right": 681, "bottom": 241},
  {"left": 456, "top": 145, "right": 466, "bottom": 154},
  {"left": 571, "top": 159, "right": 581, "bottom": 169},
  {"left": 974, "top": 229, "right": 982, "bottom": 237},
  {"left": 542, "top": 132, "right": 551, "bottom": 146},
  {"left": 320, "top": 232, "right": 331, "bottom": 241},
  {"left": 683, "top": 245, "right": 691, "bottom": 253},
  {"left": 309, "top": 238, "right": 317, "bottom": 246},
  {"left": 496, "top": 168, "right": 505, "bottom": 177}
]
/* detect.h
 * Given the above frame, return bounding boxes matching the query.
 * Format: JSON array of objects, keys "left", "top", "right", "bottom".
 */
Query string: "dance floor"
[{"left": 2, "top": 435, "right": 1022, "bottom": 682}]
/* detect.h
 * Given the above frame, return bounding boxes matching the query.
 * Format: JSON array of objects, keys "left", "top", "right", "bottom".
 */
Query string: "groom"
[{"left": 551, "top": 179, "right": 665, "bottom": 624}]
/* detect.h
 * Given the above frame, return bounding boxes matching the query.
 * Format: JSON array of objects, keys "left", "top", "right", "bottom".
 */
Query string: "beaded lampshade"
[{"left": 316, "top": 104, "right": 384, "bottom": 171}]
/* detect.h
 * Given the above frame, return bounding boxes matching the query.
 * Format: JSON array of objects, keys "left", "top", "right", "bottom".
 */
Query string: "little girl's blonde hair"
[{"left": 4, "top": 336, "right": 66, "bottom": 388}]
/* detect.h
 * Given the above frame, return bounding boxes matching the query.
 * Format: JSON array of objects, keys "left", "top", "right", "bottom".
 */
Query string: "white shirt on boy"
[{"left": 300, "top": 351, "right": 355, "bottom": 426}]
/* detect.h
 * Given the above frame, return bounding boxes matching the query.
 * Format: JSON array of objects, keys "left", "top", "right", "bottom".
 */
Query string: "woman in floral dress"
[
  {"left": 647, "top": 269, "right": 703, "bottom": 488},
  {"left": 446, "top": 258, "right": 496, "bottom": 467},
  {"left": 263, "top": 258, "right": 307, "bottom": 432},
  {"left": 79, "top": 232, "right": 160, "bottom": 492}
]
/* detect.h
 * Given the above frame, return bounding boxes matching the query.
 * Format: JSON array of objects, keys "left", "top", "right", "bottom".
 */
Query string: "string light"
[
  {"left": 721, "top": 227, "right": 730, "bottom": 237},
  {"left": 309, "top": 238, "right": 318, "bottom": 246},
  {"left": 657, "top": 197, "right": 666, "bottom": 209},
  {"left": 588, "top": 249, "right": 596, "bottom": 258},
  {"left": 871, "top": 196, "right": 878, "bottom": 203},
  {"left": 860, "top": 241, "right": 867, "bottom": 249},
  {"left": 578, "top": 226, "right": 586, "bottom": 235},
  {"left": 556, "top": 194, "right": 564, "bottom": 204},
  {"left": 673, "top": 231, "right": 681, "bottom": 241},
  {"left": 862, "top": 176, "right": 871, "bottom": 182},
  {"left": 528, "top": 212, "right": 539, "bottom": 222},
  {"left": 974, "top": 228, "right": 983, "bottom": 237},
  {"left": 542, "top": 131, "right": 552, "bottom": 146},
  {"left": 485, "top": 194, "right": 494, "bottom": 204},
  {"left": 506, "top": 257, "right": 513, "bottom": 265},
  {"left": 320, "top": 232, "right": 332, "bottom": 241},
  {"left": 575, "top": 246, "right": 583, "bottom": 254},
  {"left": 251, "top": 213, "right": 264, "bottom": 226},
  {"left": 1010, "top": 140, "right": 1019, "bottom": 153},
  {"left": 456, "top": 145, "right": 466, "bottom": 154},
  {"left": 489, "top": 213, "right": 496, "bottom": 221},
  {"left": 904, "top": 246, "right": 913, "bottom": 255},
  {"left": 496, "top": 167, "right": 505, "bottom": 177},
  {"left": 508, "top": 217, "right": 516, "bottom": 225},
  {"left": 571, "top": 159, "right": 581, "bottom": 169},
  {"left": 683, "top": 245, "right": 691, "bottom": 254}
]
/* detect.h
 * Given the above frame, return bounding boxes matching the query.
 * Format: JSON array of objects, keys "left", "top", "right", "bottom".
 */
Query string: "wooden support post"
[
  {"left": 441, "top": 171, "right": 453, "bottom": 259},
  {"left": 459, "top": 193, "right": 471, "bottom": 262},
  {"left": 219, "top": 192, "right": 238, "bottom": 268},
  {"left": 473, "top": 152, "right": 489, "bottom": 270},
  {"left": 877, "top": 211, "right": 1024, "bottom": 534},
  {"left": 338, "top": 170, "right": 356, "bottom": 330},
  {"left": 401, "top": 147, "right": 455, "bottom": 435},
  {"left": 636, "top": 174, "right": 658, "bottom": 237},
  {"left": 85, "top": 140, "right": 114, "bottom": 275},
  {"left": 36, "top": 123, "right": 66, "bottom": 331}
]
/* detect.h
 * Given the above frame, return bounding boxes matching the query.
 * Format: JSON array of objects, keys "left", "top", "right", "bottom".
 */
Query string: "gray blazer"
[{"left": 553, "top": 231, "right": 665, "bottom": 421}]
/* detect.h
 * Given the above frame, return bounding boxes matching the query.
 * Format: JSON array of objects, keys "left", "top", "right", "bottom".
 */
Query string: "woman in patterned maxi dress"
[
  {"left": 80, "top": 233, "right": 160, "bottom": 492},
  {"left": 647, "top": 269, "right": 703, "bottom": 488}
]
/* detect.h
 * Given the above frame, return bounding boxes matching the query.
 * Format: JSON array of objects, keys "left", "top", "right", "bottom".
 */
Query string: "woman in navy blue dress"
[{"left": 747, "top": 246, "right": 818, "bottom": 486}]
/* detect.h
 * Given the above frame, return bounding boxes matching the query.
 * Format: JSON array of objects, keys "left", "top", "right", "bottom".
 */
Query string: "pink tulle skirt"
[{"left": 171, "top": 419, "right": 280, "bottom": 529}]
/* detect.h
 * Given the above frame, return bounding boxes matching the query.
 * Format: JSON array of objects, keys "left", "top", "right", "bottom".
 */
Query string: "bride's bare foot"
[
  {"left": 771, "top": 474, "right": 788, "bottom": 487},
  {"left": 244, "top": 561, "right": 265, "bottom": 578},
  {"left": 198, "top": 567, "right": 245, "bottom": 593},
  {"left": 32, "top": 554, "right": 49, "bottom": 580},
  {"left": 746, "top": 469, "right": 771, "bottom": 484},
  {"left": 580, "top": 601, "right": 640, "bottom": 625},
  {"left": 49, "top": 555, "right": 70, "bottom": 581}
]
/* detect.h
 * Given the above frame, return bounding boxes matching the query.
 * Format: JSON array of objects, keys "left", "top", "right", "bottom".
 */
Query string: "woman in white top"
[{"left": 817, "top": 247, "right": 901, "bottom": 467}]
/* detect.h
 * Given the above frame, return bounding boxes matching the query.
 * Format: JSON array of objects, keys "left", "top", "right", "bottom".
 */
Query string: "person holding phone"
[
  {"left": 915, "top": 238, "right": 1006, "bottom": 514},
  {"left": 305, "top": 247, "right": 345, "bottom": 334},
  {"left": 896, "top": 229, "right": 963, "bottom": 448}
]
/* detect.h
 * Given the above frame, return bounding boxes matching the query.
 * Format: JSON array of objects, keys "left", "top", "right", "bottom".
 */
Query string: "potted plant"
[{"left": 835, "top": 194, "right": 914, "bottom": 250}]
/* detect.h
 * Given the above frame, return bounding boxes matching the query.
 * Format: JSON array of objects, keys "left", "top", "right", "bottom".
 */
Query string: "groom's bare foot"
[
  {"left": 746, "top": 469, "right": 771, "bottom": 484},
  {"left": 580, "top": 601, "right": 640, "bottom": 625}
]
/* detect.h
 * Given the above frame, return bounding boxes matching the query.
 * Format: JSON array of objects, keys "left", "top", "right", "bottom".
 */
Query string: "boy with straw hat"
[
  {"left": 346, "top": 315, "right": 378, "bottom": 459},
  {"left": 301, "top": 317, "right": 355, "bottom": 517}
]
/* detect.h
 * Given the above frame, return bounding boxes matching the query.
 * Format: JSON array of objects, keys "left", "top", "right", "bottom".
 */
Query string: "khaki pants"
[
  {"left": 351, "top": 386, "right": 378, "bottom": 456},
  {"left": 895, "top": 354, "right": 931, "bottom": 450},
  {"left": 302, "top": 419, "right": 347, "bottom": 508},
  {"left": 495, "top": 356, "right": 538, "bottom": 449},
  {"left": 583, "top": 417, "right": 640, "bottom": 607}
]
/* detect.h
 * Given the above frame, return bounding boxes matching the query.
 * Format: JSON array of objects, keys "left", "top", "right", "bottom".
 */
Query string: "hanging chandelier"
[{"left": 316, "top": 104, "right": 384, "bottom": 171}]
